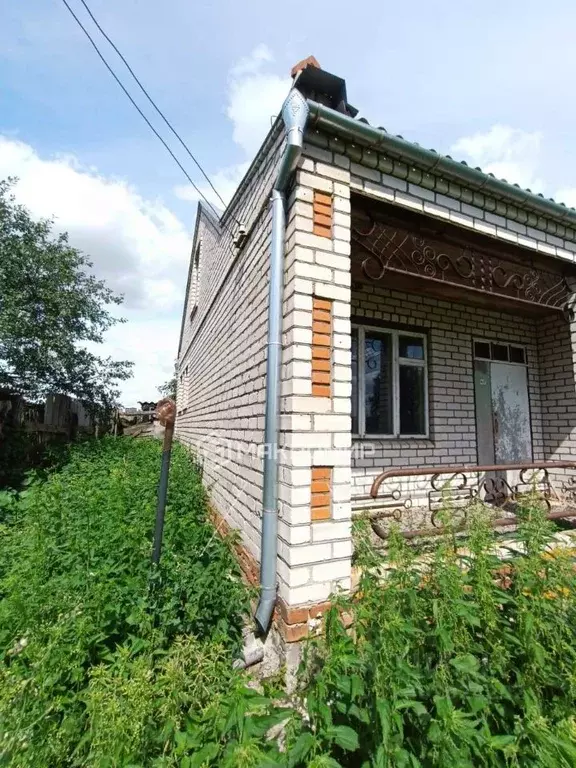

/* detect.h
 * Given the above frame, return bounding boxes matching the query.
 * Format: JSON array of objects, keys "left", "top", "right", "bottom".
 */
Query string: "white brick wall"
[
  {"left": 351, "top": 284, "right": 545, "bottom": 500},
  {"left": 175, "top": 117, "right": 576, "bottom": 612},
  {"left": 276, "top": 166, "right": 353, "bottom": 606},
  {"left": 303, "top": 135, "right": 576, "bottom": 262},
  {"left": 176, "top": 127, "right": 284, "bottom": 563},
  {"left": 537, "top": 308, "right": 576, "bottom": 488},
  {"left": 298, "top": 136, "right": 576, "bottom": 527}
]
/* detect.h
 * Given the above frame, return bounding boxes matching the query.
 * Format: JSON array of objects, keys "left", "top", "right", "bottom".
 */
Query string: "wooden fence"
[{"left": 1, "top": 392, "right": 94, "bottom": 443}]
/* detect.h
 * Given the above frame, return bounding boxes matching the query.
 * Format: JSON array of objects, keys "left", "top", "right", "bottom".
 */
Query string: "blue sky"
[{"left": 2, "top": 0, "right": 576, "bottom": 404}]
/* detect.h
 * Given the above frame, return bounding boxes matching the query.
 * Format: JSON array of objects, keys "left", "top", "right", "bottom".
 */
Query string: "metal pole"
[{"left": 151, "top": 399, "right": 176, "bottom": 566}]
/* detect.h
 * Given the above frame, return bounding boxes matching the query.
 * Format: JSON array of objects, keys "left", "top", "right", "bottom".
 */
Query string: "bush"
[{"left": 0, "top": 424, "right": 66, "bottom": 490}]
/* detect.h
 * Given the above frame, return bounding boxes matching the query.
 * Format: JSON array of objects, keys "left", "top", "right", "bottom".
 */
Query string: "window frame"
[
  {"left": 189, "top": 241, "right": 201, "bottom": 317},
  {"left": 473, "top": 338, "right": 527, "bottom": 367},
  {"left": 352, "top": 323, "right": 429, "bottom": 440}
]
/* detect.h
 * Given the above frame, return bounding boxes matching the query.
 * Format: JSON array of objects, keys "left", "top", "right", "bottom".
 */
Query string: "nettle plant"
[
  {"left": 0, "top": 438, "right": 252, "bottom": 766},
  {"left": 3, "top": 439, "right": 576, "bottom": 767},
  {"left": 292, "top": 497, "right": 576, "bottom": 767}
]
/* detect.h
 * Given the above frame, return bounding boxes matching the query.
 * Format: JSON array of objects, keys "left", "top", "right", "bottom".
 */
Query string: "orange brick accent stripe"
[
  {"left": 314, "top": 213, "right": 332, "bottom": 228},
  {"left": 312, "top": 298, "right": 332, "bottom": 398},
  {"left": 312, "top": 333, "right": 330, "bottom": 347},
  {"left": 314, "top": 309, "right": 331, "bottom": 323},
  {"left": 313, "top": 320, "right": 331, "bottom": 335},
  {"left": 312, "top": 190, "right": 333, "bottom": 238},
  {"left": 311, "top": 465, "right": 332, "bottom": 521},
  {"left": 314, "top": 204, "right": 332, "bottom": 219},
  {"left": 312, "top": 359, "right": 330, "bottom": 373},
  {"left": 313, "top": 191, "right": 332, "bottom": 207}
]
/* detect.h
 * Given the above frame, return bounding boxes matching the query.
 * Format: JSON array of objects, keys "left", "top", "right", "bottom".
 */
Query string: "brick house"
[{"left": 176, "top": 58, "right": 576, "bottom": 643}]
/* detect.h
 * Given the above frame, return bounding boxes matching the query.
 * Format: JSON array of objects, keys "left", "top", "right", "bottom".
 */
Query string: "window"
[
  {"left": 473, "top": 339, "right": 526, "bottom": 365},
  {"left": 352, "top": 325, "right": 428, "bottom": 437},
  {"left": 190, "top": 243, "right": 201, "bottom": 313}
]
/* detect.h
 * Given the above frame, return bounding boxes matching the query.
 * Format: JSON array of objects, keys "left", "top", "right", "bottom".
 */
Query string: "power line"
[
  {"left": 60, "top": 0, "right": 223, "bottom": 222},
  {"left": 76, "top": 0, "right": 228, "bottom": 211}
]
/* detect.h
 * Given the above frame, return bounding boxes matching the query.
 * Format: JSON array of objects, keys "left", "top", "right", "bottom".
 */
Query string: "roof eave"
[
  {"left": 177, "top": 202, "right": 205, "bottom": 359},
  {"left": 306, "top": 100, "right": 576, "bottom": 228},
  {"left": 219, "top": 119, "right": 284, "bottom": 227}
]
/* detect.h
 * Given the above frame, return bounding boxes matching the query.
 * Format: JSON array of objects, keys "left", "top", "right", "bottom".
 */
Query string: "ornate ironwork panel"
[
  {"left": 356, "top": 461, "right": 576, "bottom": 540},
  {"left": 352, "top": 217, "right": 569, "bottom": 310}
]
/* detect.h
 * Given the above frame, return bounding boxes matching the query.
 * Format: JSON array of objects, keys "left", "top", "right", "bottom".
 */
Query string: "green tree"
[
  {"left": 157, "top": 362, "right": 177, "bottom": 400},
  {"left": 0, "top": 178, "right": 132, "bottom": 405}
]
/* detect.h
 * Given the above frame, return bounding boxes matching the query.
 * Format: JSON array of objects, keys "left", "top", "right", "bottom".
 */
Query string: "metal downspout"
[{"left": 255, "top": 88, "right": 309, "bottom": 634}]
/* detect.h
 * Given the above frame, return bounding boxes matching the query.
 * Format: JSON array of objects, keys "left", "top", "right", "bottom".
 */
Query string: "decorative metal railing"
[
  {"left": 351, "top": 216, "right": 569, "bottom": 312},
  {"left": 355, "top": 461, "right": 576, "bottom": 540}
]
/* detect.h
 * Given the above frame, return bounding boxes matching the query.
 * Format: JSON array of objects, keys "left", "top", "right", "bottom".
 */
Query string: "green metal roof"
[{"left": 307, "top": 101, "right": 576, "bottom": 229}]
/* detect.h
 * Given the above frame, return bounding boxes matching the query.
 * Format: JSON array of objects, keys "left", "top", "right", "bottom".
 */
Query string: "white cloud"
[
  {"left": 0, "top": 135, "right": 191, "bottom": 406},
  {"left": 554, "top": 187, "right": 576, "bottom": 209},
  {"left": 175, "top": 45, "right": 290, "bottom": 208},
  {"left": 0, "top": 46, "right": 291, "bottom": 405},
  {"left": 96, "top": 315, "right": 180, "bottom": 408},
  {"left": 450, "top": 124, "right": 576, "bottom": 209},
  {"left": 227, "top": 44, "right": 290, "bottom": 157},
  {"left": 0, "top": 136, "right": 191, "bottom": 311},
  {"left": 450, "top": 124, "right": 544, "bottom": 192}
]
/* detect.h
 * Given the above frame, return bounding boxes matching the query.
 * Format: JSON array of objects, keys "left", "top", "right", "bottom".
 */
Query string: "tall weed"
[
  {"left": 3, "top": 443, "right": 576, "bottom": 767},
  {"left": 293, "top": 498, "right": 576, "bottom": 766},
  {"left": 0, "top": 437, "right": 250, "bottom": 765}
]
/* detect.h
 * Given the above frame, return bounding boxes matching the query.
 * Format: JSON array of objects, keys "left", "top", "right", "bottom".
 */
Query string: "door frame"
[{"left": 472, "top": 338, "right": 533, "bottom": 465}]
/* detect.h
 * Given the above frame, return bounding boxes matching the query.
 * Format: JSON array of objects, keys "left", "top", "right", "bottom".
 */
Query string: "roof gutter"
[
  {"left": 255, "top": 87, "right": 309, "bottom": 634},
  {"left": 307, "top": 100, "right": 576, "bottom": 228}
]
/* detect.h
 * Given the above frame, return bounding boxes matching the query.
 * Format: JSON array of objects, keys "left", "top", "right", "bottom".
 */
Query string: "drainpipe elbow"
[
  {"left": 255, "top": 586, "right": 277, "bottom": 635},
  {"left": 285, "top": 124, "right": 305, "bottom": 148}
]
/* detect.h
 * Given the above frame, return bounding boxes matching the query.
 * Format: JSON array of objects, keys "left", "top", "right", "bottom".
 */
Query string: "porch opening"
[{"left": 349, "top": 193, "right": 576, "bottom": 537}]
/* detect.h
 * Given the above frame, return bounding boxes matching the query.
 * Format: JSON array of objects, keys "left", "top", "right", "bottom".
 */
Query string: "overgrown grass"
[
  {"left": 294, "top": 499, "right": 576, "bottom": 766},
  {"left": 0, "top": 437, "right": 252, "bottom": 765},
  {"left": 3, "top": 442, "right": 576, "bottom": 766}
]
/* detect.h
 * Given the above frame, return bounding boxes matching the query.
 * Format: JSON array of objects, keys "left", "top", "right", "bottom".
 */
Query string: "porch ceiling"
[{"left": 351, "top": 196, "right": 576, "bottom": 317}]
